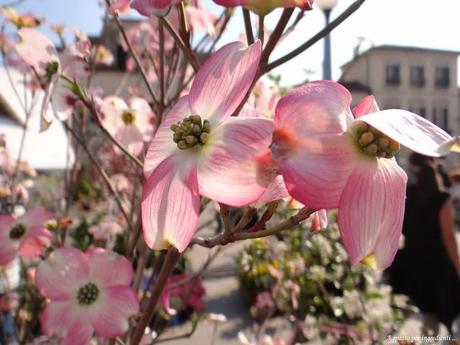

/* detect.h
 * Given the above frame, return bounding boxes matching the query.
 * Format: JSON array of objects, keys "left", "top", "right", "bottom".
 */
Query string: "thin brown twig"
[
  {"left": 261, "top": 8, "right": 294, "bottom": 64},
  {"left": 265, "top": 0, "right": 367, "bottom": 72},
  {"left": 130, "top": 248, "right": 181, "bottom": 345},
  {"left": 105, "top": 1, "right": 160, "bottom": 108},
  {"left": 63, "top": 123, "right": 134, "bottom": 232},
  {"left": 242, "top": 8, "right": 254, "bottom": 45},
  {"left": 192, "top": 207, "right": 315, "bottom": 248},
  {"left": 160, "top": 17, "right": 199, "bottom": 72}
]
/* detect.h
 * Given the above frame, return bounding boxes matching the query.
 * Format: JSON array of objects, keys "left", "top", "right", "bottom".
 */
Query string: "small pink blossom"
[
  {"left": 36, "top": 247, "right": 139, "bottom": 344},
  {"left": 100, "top": 96, "right": 155, "bottom": 156},
  {"left": 141, "top": 40, "right": 272, "bottom": 252},
  {"left": 15, "top": 28, "right": 89, "bottom": 131},
  {"left": 88, "top": 217, "right": 123, "bottom": 241},
  {"left": 271, "top": 80, "right": 459, "bottom": 269},
  {"left": 131, "top": 0, "right": 182, "bottom": 17},
  {"left": 0, "top": 207, "right": 54, "bottom": 266}
]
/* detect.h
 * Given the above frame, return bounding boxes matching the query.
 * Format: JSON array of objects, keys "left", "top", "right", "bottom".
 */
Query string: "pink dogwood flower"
[
  {"left": 142, "top": 40, "right": 273, "bottom": 252},
  {"left": 100, "top": 96, "right": 155, "bottom": 156},
  {"left": 15, "top": 28, "right": 88, "bottom": 131},
  {"left": 131, "top": 0, "right": 182, "bottom": 17},
  {"left": 36, "top": 247, "right": 139, "bottom": 345},
  {"left": 0, "top": 207, "right": 53, "bottom": 266},
  {"left": 271, "top": 80, "right": 458, "bottom": 269},
  {"left": 213, "top": 0, "right": 313, "bottom": 15}
]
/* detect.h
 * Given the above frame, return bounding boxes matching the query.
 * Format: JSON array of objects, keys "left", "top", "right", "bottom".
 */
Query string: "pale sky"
[{"left": 9, "top": 0, "right": 460, "bottom": 86}]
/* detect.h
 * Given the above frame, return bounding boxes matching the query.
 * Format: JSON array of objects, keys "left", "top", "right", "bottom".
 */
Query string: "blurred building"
[
  {"left": 0, "top": 67, "right": 73, "bottom": 171},
  {"left": 340, "top": 45, "right": 460, "bottom": 135}
]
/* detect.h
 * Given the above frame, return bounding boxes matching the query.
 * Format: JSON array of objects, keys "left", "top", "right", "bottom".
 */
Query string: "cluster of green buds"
[
  {"left": 45, "top": 61, "right": 59, "bottom": 82},
  {"left": 9, "top": 223, "right": 26, "bottom": 240},
  {"left": 353, "top": 122, "right": 400, "bottom": 158},
  {"left": 77, "top": 282, "right": 100, "bottom": 305},
  {"left": 121, "top": 110, "right": 136, "bottom": 125},
  {"left": 170, "top": 115, "right": 211, "bottom": 150}
]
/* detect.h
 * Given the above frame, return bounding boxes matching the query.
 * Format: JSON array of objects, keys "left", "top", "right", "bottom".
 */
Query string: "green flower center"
[
  {"left": 45, "top": 61, "right": 59, "bottom": 81},
  {"left": 77, "top": 282, "right": 99, "bottom": 306},
  {"left": 170, "top": 115, "right": 211, "bottom": 150},
  {"left": 9, "top": 224, "right": 26, "bottom": 240},
  {"left": 352, "top": 122, "right": 400, "bottom": 158},
  {"left": 121, "top": 110, "right": 136, "bottom": 125}
]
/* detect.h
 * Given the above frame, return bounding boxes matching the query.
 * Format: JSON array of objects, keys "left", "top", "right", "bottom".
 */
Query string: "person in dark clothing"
[{"left": 388, "top": 153, "right": 460, "bottom": 334}]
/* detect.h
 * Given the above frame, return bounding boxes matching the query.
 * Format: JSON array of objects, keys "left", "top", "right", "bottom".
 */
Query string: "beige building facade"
[{"left": 340, "top": 45, "right": 460, "bottom": 136}]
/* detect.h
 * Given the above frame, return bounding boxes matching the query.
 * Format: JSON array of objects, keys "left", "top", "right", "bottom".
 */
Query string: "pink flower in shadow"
[{"left": 35, "top": 247, "right": 139, "bottom": 345}]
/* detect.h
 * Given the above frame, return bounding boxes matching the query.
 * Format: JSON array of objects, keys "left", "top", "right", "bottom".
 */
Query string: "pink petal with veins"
[
  {"left": 41, "top": 301, "right": 93, "bottom": 345},
  {"left": 338, "top": 158, "right": 407, "bottom": 269},
  {"left": 198, "top": 117, "right": 273, "bottom": 207},
  {"left": 142, "top": 156, "right": 200, "bottom": 252},
  {"left": 352, "top": 95, "right": 379, "bottom": 118},
  {"left": 91, "top": 286, "right": 139, "bottom": 338},
  {"left": 189, "top": 41, "right": 261, "bottom": 125},
  {"left": 87, "top": 249, "right": 134, "bottom": 286},
  {"left": 359, "top": 109, "right": 454, "bottom": 157},
  {"left": 35, "top": 247, "right": 89, "bottom": 300}
]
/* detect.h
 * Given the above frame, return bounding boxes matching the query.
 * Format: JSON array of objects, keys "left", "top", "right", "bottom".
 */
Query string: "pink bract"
[
  {"left": 15, "top": 28, "right": 89, "bottom": 131},
  {"left": 213, "top": 0, "right": 313, "bottom": 15},
  {"left": 36, "top": 247, "right": 139, "bottom": 344},
  {"left": 141, "top": 40, "right": 273, "bottom": 252},
  {"left": 100, "top": 96, "right": 155, "bottom": 156},
  {"left": 0, "top": 207, "right": 54, "bottom": 266},
  {"left": 131, "top": 0, "right": 182, "bottom": 16},
  {"left": 271, "top": 80, "right": 458, "bottom": 269}
]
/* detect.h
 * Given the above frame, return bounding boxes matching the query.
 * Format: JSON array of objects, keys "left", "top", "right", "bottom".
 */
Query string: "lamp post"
[{"left": 317, "top": 0, "right": 338, "bottom": 80}]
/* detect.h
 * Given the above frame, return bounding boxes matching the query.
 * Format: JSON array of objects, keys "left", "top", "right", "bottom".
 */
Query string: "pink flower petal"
[
  {"left": 141, "top": 156, "right": 200, "bottom": 252},
  {"left": 41, "top": 301, "right": 93, "bottom": 345},
  {"left": 16, "top": 28, "right": 59, "bottom": 73},
  {"left": 18, "top": 206, "right": 54, "bottom": 227},
  {"left": 358, "top": 109, "right": 453, "bottom": 157},
  {"left": 198, "top": 117, "right": 273, "bottom": 207},
  {"left": 352, "top": 95, "right": 379, "bottom": 118},
  {"left": 115, "top": 126, "right": 144, "bottom": 156},
  {"left": 100, "top": 96, "right": 127, "bottom": 135},
  {"left": 254, "top": 175, "right": 289, "bottom": 208},
  {"left": 144, "top": 96, "right": 191, "bottom": 178},
  {"left": 311, "top": 209, "right": 328, "bottom": 231},
  {"left": 277, "top": 134, "right": 356, "bottom": 209},
  {"left": 91, "top": 286, "right": 139, "bottom": 338},
  {"left": 338, "top": 158, "right": 407, "bottom": 269},
  {"left": 131, "top": 0, "right": 174, "bottom": 16},
  {"left": 36, "top": 247, "right": 89, "bottom": 300},
  {"left": 274, "top": 80, "right": 353, "bottom": 138},
  {"left": 18, "top": 225, "right": 52, "bottom": 257},
  {"left": 108, "top": 0, "right": 130, "bottom": 13},
  {"left": 87, "top": 249, "right": 134, "bottom": 286},
  {"left": 189, "top": 41, "right": 261, "bottom": 125}
]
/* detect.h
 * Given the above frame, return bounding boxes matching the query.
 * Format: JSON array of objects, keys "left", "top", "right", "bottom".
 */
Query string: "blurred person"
[
  {"left": 449, "top": 167, "right": 460, "bottom": 228},
  {"left": 388, "top": 153, "right": 460, "bottom": 335}
]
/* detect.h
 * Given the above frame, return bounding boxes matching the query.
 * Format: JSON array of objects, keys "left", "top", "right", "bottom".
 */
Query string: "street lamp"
[{"left": 317, "top": 0, "right": 338, "bottom": 80}]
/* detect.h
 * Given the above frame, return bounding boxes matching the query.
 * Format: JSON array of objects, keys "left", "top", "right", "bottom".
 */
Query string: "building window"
[
  {"left": 432, "top": 108, "right": 438, "bottom": 125},
  {"left": 419, "top": 107, "right": 426, "bottom": 118},
  {"left": 386, "top": 65, "right": 400, "bottom": 85},
  {"left": 116, "top": 46, "right": 127, "bottom": 70},
  {"left": 410, "top": 66, "right": 425, "bottom": 87},
  {"left": 442, "top": 108, "right": 449, "bottom": 131},
  {"left": 435, "top": 67, "right": 450, "bottom": 87}
]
